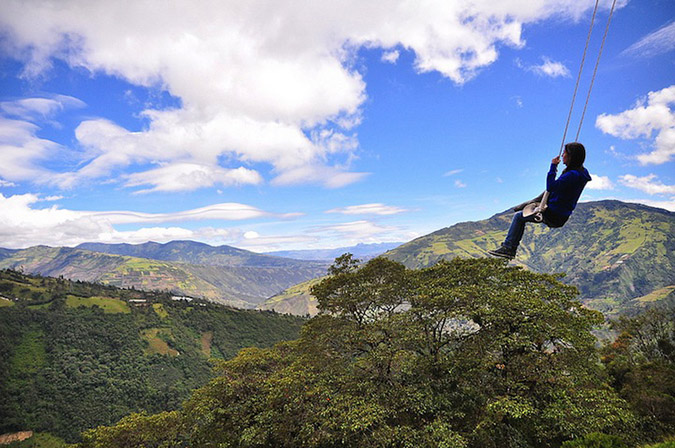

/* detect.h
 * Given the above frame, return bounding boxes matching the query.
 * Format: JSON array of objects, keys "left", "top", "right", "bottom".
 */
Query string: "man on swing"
[{"left": 489, "top": 142, "right": 591, "bottom": 260}]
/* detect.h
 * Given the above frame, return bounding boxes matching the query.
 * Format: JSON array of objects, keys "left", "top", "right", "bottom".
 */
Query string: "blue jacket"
[{"left": 546, "top": 163, "right": 591, "bottom": 218}]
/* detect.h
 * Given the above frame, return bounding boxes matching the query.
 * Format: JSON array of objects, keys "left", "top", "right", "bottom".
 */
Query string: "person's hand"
[{"left": 552, "top": 156, "right": 561, "bottom": 165}]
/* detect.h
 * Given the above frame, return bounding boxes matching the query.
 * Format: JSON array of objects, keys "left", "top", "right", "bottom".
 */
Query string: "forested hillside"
[
  {"left": 0, "top": 246, "right": 327, "bottom": 308},
  {"left": 0, "top": 269, "right": 305, "bottom": 444}
]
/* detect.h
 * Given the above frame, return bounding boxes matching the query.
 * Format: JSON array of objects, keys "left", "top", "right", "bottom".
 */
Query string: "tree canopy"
[{"left": 79, "top": 257, "right": 639, "bottom": 448}]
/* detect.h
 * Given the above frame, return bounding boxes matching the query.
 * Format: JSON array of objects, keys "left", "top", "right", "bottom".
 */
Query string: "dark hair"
[{"left": 563, "top": 142, "right": 585, "bottom": 173}]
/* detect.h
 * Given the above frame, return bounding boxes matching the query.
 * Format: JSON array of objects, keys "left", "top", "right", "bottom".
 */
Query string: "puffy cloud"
[
  {"left": 586, "top": 174, "right": 614, "bottom": 190},
  {"left": 326, "top": 203, "right": 409, "bottom": 215},
  {"left": 621, "top": 21, "right": 675, "bottom": 59},
  {"left": 0, "top": 193, "right": 299, "bottom": 248},
  {"left": 0, "top": 0, "right": 611, "bottom": 190},
  {"left": 619, "top": 174, "right": 675, "bottom": 195},
  {"left": 124, "top": 163, "right": 263, "bottom": 194},
  {"left": 454, "top": 179, "right": 467, "bottom": 188},
  {"left": 596, "top": 85, "right": 675, "bottom": 165},
  {"left": 524, "top": 57, "right": 571, "bottom": 78},
  {"left": 382, "top": 50, "right": 400, "bottom": 64}
]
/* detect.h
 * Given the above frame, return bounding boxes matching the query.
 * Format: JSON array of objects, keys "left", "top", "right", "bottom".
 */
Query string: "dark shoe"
[{"left": 488, "top": 245, "right": 516, "bottom": 260}]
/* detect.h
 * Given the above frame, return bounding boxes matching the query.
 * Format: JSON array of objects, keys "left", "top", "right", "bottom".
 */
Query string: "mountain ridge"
[
  {"left": 261, "top": 200, "right": 674, "bottom": 316},
  {"left": 0, "top": 246, "right": 328, "bottom": 308},
  {"left": 76, "top": 240, "right": 326, "bottom": 268}
]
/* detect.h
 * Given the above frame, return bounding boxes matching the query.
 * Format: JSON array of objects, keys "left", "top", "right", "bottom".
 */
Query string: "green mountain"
[
  {"left": 0, "top": 246, "right": 327, "bottom": 308},
  {"left": 258, "top": 277, "right": 322, "bottom": 316},
  {"left": 77, "top": 240, "right": 325, "bottom": 267},
  {"left": 0, "top": 269, "right": 306, "bottom": 443},
  {"left": 262, "top": 201, "right": 674, "bottom": 317}
]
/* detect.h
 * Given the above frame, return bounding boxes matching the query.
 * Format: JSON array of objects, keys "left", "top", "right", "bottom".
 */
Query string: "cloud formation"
[
  {"left": 596, "top": 85, "right": 675, "bottom": 165},
  {"left": 326, "top": 203, "right": 409, "bottom": 215},
  {"left": 619, "top": 174, "right": 675, "bottom": 195},
  {"left": 520, "top": 56, "right": 571, "bottom": 78},
  {"left": 621, "top": 21, "right": 675, "bottom": 59},
  {"left": 0, "top": 0, "right": 608, "bottom": 191},
  {"left": 586, "top": 174, "right": 614, "bottom": 190},
  {"left": 0, "top": 193, "right": 298, "bottom": 248}
]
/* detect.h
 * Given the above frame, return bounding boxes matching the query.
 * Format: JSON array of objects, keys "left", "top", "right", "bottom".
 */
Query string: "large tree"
[{"left": 80, "top": 257, "right": 636, "bottom": 448}]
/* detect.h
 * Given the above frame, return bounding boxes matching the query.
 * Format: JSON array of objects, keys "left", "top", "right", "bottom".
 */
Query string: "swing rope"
[
  {"left": 558, "top": 0, "right": 599, "bottom": 157},
  {"left": 530, "top": 0, "right": 617, "bottom": 220},
  {"left": 574, "top": 0, "right": 618, "bottom": 142}
]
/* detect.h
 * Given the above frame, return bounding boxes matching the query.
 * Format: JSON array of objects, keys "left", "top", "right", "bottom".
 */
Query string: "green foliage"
[
  {"left": 80, "top": 257, "right": 638, "bottom": 447},
  {"left": 602, "top": 307, "right": 675, "bottom": 442},
  {"left": 78, "top": 412, "right": 185, "bottom": 448},
  {"left": 641, "top": 442, "right": 675, "bottom": 448},
  {"left": 561, "top": 432, "right": 628, "bottom": 448},
  {"left": 0, "top": 269, "right": 305, "bottom": 443}
]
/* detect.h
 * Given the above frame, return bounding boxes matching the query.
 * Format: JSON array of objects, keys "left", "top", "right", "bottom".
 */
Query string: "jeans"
[{"left": 503, "top": 211, "right": 540, "bottom": 250}]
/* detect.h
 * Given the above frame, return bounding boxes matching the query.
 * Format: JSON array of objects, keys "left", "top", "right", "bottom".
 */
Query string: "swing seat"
[{"left": 522, "top": 202, "right": 544, "bottom": 222}]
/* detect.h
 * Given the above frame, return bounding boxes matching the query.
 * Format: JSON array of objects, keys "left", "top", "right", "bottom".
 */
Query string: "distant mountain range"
[
  {"left": 263, "top": 242, "right": 403, "bottom": 261},
  {"left": 77, "top": 240, "right": 311, "bottom": 267},
  {"left": 260, "top": 201, "right": 675, "bottom": 317},
  {"left": 0, "top": 241, "right": 328, "bottom": 308}
]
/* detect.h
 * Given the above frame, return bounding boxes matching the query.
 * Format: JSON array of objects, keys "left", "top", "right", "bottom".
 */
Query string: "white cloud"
[
  {"left": 0, "top": 95, "right": 87, "bottom": 185},
  {"left": 455, "top": 179, "right": 467, "bottom": 188},
  {"left": 527, "top": 57, "right": 571, "bottom": 78},
  {"left": 0, "top": 117, "right": 62, "bottom": 183},
  {"left": 0, "top": 179, "right": 17, "bottom": 187},
  {"left": 596, "top": 85, "right": 675, "bottom": 165},
  {"left": 619, "top": 174, "right": 675, "bottom": 195},
  {"left": 0, "top": 193, "right": 300, "bottom": 248},
  {"left": 586, "top": 174, "right": 614, "bottom": 190},
  {"left": 271, "top": 164, "right": 369, "bottom": 188},
  {"left": 0, "top": 95, "right": 85, "bottom": 121},
  {"left": 326, "top": 203, "right": 408, "bottom": 215},
  {"left": 234, "top": 231, "right": 318, "bottom": 252},
  {"left": 443, "top": 169, "right": 464, "bottom": 177},
  {"left": 0, "top": 0, "right": 611, "bottom": 190},
  {"left": 313, "top": 220, "right": 396, "bottom": 239},
  {"left": 621, "top": 21, "right": 675, "bottom": 59},
  {"left": 124, "top": 163, "right": 263, "bottom": 194},
  {"left": 382, "top": 50, "right": 400, "bottom": 64},
  {"left": 310, "top": 219, "right": 420, "bottom": 247},
  {"left": 621, "top": 198, "right": 675, "bottom": 212}
]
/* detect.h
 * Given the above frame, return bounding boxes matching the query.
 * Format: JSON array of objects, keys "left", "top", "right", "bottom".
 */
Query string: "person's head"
[{"left": 563, "top": 142, "right": 585, "bottom": 171}]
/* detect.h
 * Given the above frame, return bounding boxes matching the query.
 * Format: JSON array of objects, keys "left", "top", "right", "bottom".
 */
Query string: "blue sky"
[{"left": 0, "top": 0, "right": 673, "bottom": 251}]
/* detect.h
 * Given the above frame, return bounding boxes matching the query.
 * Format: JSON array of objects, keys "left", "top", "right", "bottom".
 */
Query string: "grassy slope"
[
  {"left": 386, "top": 200, "right": 674, "bottom": 316},
  {"left": 262, "top": 201, "right": 674, "bottom": 317}
]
